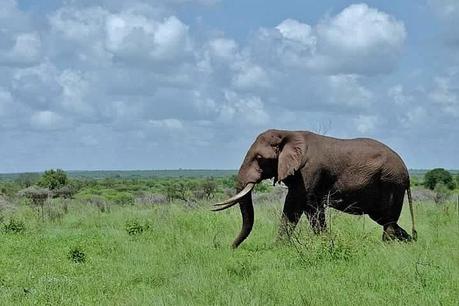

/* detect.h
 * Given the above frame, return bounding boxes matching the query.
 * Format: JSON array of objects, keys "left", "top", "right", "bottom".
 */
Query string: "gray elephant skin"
[{"left": 214, "top": 129, "right": 417, "bottom": 248}]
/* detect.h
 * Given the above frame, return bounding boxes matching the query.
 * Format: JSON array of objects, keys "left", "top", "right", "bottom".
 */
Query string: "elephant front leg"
[{"left": 278, "top": 191, "right": 304, "bottom": 241}]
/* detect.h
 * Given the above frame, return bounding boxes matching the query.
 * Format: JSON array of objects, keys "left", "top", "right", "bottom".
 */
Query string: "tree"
[
  {"left": 423, "top": 168, "right": 455, "bottom": 190},
  {"left": 38, "top": 169, "right": 68, "bottom": 190},
  {"left": 200, "top": 178, "right": 217, "bottom": 200}
]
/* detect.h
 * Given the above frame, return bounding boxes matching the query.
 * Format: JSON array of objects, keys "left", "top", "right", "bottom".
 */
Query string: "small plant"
[
  {"left": 3, "top": 218, "right": 26, "bottom": 234},
  {"left": 125, "top": 219, "right": 149, "bottom": 236},
  {"left": 68, "top": 246, "right": 86, "bottom": 263}
]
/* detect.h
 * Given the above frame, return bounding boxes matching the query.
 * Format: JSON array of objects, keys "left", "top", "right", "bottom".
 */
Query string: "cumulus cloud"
[
  {"left": 30, "top": 111, "right": 68, "bottom": 130},
  {"left": 430, "top": 76, "right": 459, "bottom": 117},
  {"left": 314, "top": 4, "right": 406, "bottom": 74},
  {"left": 0, "top": 1, "right": 456, "bottom": 171},
  {"left": 250, "top": 4, "right": 406, "bottom": 75}
]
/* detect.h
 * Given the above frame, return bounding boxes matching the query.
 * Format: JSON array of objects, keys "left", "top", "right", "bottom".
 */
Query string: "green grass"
[{"left": 0, "top": 199, "right": 458, "bottom": 305}]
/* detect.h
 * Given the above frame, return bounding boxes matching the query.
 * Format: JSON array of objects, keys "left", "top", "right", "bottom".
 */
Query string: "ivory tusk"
[{"left": 212, "top": 183, "right": 255, "bottom": 210}]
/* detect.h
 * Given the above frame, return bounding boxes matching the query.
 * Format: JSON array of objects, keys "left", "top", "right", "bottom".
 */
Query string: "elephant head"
[{"left": 213, "top": 129, "right": 307, "bottom": 248}]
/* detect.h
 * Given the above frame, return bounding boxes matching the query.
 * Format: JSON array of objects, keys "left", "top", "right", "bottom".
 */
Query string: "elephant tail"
[{"left": 406, "top": 187, "right": 417, "bottom": 241}]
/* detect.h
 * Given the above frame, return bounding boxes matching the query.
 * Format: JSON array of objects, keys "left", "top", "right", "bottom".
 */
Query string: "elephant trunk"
[{"left": 212, "top": 156, "right": 260, "bottom": 248}]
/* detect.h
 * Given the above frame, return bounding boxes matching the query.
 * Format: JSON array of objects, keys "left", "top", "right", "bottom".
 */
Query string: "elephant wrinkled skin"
[{"left": 213, "top": 129, "right": 417, "bottom": 248}]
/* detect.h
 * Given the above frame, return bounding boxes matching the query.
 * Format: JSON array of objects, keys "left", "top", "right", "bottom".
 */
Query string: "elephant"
[{"left": 213, "top": 129, "right": 417, "bottom": 248}]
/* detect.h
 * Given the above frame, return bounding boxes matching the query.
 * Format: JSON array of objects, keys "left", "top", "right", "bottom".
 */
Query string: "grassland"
[{"left": 0, "top": 191, "right": 458, "bottom": 305}]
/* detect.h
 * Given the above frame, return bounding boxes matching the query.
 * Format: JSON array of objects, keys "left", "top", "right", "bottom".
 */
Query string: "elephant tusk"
[
  {"left": 212, "top": 183, "right": 255, "bottom": 211},
  {"left": 211, "top": 201, "right": 239, "bottom": 211}
]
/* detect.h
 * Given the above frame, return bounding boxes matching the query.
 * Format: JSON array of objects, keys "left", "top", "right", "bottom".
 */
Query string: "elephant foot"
[{"left": 382, "top": 223, "right": 413, "bottom": 242}]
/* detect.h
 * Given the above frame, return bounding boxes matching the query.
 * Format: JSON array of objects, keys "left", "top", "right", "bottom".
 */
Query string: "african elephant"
[{"left": 213, "top": 129, "right": 417, "bottom": 248}]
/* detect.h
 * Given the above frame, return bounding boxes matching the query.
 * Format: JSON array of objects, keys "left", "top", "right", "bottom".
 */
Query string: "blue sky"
[{"left": 0, "top": 0, "right": 458, "bottom": 172}]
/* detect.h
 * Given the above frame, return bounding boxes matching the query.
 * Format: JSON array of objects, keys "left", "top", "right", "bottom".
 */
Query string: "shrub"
[
  {"left": 68, "top": 246, "right": 86, "bottom": 263},
  {"left": 125, "top": 219, "right": 149, "bottom": 235},
  {"left": 3, "top": 218, "right": 26, "bottom": 234},
  {"left": 200, "top": 178, "right": 218, "bottom": 199},
  {"left": 112, "top": 192, "right": 134, "bottom": 205},
  {"left": 423, "top": 168, "right": 455, "bottom": 190},
  {"left": 165, "top": 182, "right": 188, "bottom": 202},
  {"left": 38, "top": 169, "right": 68, "bottom": 190},
  {"left": 51, "top": 185, "right": 76, "bottom": 199}
]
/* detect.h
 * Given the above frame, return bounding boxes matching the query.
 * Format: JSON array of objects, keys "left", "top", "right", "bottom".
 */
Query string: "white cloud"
[
  {"left": 326, "top": 75, "right": 373, "bottom": 108},
  {"left": 388, "top": 85, "right": 413, "bottom": 106},
  {"left": 232, "top": 64, "right": 269, "bottom": 89},
  {"left": 354, "top": 115, "right": 378, "bottom": 133},
  {"left": 218, "top": 91, "right": 269, "bottom": 126},
  {"left": 57, "top": 70, "right": 94, "bottom": 117},
  {"left": 430, "top": 76, "right": 459, "bottom": 117},
  {"left": 30, "top": 111, "right": 67, "bottom": 130},
  {"left": 0, "top": 1, "right": 457, "bottom": 171},
  {"left": 314, "top": 4, "right": 406, "bottom": 74},
  {"left": 276, "top": 19, "right": 316, "bottom": 50},
  {"left": 105, "top": 14, "right": 191, "bottom": 62},
  {"left": 208, "top": 38, "right": 238, "bottom": 60}
]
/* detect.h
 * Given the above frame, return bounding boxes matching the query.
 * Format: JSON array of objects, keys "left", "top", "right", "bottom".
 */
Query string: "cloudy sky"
[{"left": 0, "top": 0, "right": 458, "bottom": 172}]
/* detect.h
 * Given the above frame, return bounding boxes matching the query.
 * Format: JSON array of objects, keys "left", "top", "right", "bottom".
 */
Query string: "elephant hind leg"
[
  {"left": 370, "top": 187, "right": 413, "bottom": 242},
  {"left": 382, "top": 223, "right": 413, "bottom": 242}
]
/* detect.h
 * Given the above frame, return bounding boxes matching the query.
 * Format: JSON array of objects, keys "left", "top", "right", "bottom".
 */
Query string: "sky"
[{"left": 0, "top": 0, "right": 458, "bottom": 173}]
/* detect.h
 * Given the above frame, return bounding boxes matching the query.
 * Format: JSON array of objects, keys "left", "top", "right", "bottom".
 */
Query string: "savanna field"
[{"left": 0, "top": 171, "right": 458, "bottom": 305}]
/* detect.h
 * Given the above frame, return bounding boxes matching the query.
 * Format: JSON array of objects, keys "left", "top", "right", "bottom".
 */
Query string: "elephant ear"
[{"left": 277, "top": 133, "right": 307, "bottom": 182}]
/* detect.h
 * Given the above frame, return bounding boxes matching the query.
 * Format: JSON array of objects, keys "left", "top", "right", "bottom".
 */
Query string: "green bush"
[
  {"left": 111, "top": 192, "right": 134, "bottom": 205},
  {"left": 423, "top": 168, "right": 455, "bottom": 190},
  {"left": 125, "top": 219, "right": 149, "bottom": 235},
  {"left": 38, "top": 169, "right": 69, "bottom": 190},
  {"left": 3, "top": 218, "right": 26, "bottom": 234},
  {"left": 68, "top": 246, "right": 86, "bottom": 263}
]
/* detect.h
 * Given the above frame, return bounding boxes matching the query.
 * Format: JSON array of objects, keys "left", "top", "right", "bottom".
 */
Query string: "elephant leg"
[
  {"left": 278, "top": 190, "right": 304, "bottom": 240},
  {"left": 382, "top": 223, "right": 412, "bottom": 242},
  {"left": 304, "top": 195, "right": 327, "bottom": 234},
  {"left": 369, "top": 187, "right": 413, "bottom": 242}
]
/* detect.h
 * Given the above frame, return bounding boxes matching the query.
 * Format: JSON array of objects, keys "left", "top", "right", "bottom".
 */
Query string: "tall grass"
[{"left": 0, "top": 198, "right": 457, "bottom": 305}]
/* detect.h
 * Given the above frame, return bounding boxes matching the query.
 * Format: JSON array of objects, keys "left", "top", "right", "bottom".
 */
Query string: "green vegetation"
[
  {"left": 423, "top": 168, "right": 456, "bottom": 190},
  {"left": 37, "top": 169, "right": 69, "bottom": 190},
  {"left": 0, "top": 169, "right": 457, "bottom": 305}
]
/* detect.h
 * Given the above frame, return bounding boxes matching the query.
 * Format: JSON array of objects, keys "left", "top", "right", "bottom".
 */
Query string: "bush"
[
  {"left": 3, "top": 218, "right": 26, "bottom": 234},
  {"left": 38, "top": 169, "right": 69, "bottom": 190},
  {"left": 111, "top": 192, "right": 134, "bottom": 205},
  {"left": 125, "top": 219, "right": 149, "bottom": 235},
  {"left": 423, "top": 168, "right": 455, "bottom": 190},
  {"left": 68, "top": 246, "right": 86, "bottom": 263}
]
